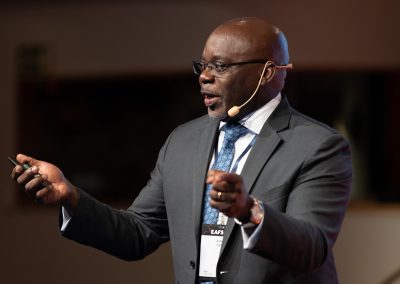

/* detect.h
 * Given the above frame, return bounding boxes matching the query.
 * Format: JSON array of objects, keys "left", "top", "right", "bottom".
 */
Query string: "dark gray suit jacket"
[{"left": 62, "top": 97, "right": 352, "bottom": 283}]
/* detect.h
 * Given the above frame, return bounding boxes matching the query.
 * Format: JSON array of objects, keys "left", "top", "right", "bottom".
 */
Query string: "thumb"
[{"left": 16, "top": 153, "right": 39, "bottom": 166}]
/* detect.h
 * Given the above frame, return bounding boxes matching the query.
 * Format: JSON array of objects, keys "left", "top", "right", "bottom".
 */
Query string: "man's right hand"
[{"left": 10, "top": 153, "right": 79, "bottom": 210}]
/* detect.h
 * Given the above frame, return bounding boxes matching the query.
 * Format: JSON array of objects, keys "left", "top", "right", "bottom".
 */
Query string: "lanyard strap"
[{"left": 230, "top": 135, "right": 257, "bottom": 173}]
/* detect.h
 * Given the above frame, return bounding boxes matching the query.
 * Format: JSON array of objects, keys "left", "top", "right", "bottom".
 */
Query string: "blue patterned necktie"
[{"left": 202, "top": 122, "right": 249, "bottom": 224}]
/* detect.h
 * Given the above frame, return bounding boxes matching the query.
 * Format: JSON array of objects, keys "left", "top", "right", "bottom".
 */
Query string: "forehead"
[{"left": 202, "top": 28, "right": 263, "bottom": 61}]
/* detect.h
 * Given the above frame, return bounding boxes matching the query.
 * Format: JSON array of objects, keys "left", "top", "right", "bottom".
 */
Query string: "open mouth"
[{"left": 202, "top": 92, "right": 221, "bottom": 108}]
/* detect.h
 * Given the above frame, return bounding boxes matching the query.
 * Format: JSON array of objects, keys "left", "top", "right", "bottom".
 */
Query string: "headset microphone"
[{"left": 227, "top": 61, "right": 293, "bottom": 117}]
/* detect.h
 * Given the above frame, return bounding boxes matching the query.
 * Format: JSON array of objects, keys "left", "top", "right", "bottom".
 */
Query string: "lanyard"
[{"left": 230, "top": 135, "right": 257, "bottom": 173}]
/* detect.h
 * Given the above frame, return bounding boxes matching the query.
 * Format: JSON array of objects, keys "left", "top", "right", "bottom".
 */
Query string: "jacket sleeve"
[
  {"left": 60, "top": 135, "right": 172, "bottom": 261},
  {"left": 247, "top": 133, "right": 352, "bottom": 272}
]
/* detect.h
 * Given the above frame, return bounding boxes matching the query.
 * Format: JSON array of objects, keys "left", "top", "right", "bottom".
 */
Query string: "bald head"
[{"left": 211, "top": 17, "right": 289, "bottom": 66}]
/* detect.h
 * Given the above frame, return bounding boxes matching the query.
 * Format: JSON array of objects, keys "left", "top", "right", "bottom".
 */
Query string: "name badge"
[{"left": 199, "top": 224, "right": 225, "bottom": 278}]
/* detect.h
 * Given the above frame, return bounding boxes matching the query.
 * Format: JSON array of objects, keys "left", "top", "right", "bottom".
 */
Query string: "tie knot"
[{"left": 223, "top": 122, "right": 248, "bottom": 143}]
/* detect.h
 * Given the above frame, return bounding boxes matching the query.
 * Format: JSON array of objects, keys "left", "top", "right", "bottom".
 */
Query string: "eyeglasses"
[{"left": 192, "top": 59, "right": 267, "bottom": 76}]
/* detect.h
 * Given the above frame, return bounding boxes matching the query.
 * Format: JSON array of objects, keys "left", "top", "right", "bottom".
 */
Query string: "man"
[{"left": 11, "top": 17, "right": 352, "bottom": 283}]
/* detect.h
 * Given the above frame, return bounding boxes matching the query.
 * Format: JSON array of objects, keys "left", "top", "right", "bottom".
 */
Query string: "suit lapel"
[
  {"left": 192, "top": 118, "right": 219, "bottom": 250},
  {"left": 220, "top": 96, "right": 292, "bottom": 256}
]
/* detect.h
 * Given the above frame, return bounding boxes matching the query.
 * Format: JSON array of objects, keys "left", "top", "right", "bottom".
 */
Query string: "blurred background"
[{"left": 1, "top": 0, "right": 399, "bottom": 283}]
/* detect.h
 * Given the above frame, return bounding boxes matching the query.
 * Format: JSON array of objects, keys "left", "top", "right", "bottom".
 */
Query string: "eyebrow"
[{"left": 200, "top": 56, "right": 232, "bottom": 63}]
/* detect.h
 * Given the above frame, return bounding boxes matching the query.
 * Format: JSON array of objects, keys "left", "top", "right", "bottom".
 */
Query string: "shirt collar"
[{"left": 219, "top": 93, "right": 282, "bottom": 135}]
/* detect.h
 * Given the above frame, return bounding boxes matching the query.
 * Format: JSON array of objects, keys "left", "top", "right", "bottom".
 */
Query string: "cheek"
[{"left": 223, "top": 78, "right": 252, "bottom": 105}]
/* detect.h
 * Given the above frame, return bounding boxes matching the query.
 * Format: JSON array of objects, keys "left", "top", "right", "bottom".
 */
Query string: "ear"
[{"left": 261, "top": 64, "right": 276, "bottom": 85}]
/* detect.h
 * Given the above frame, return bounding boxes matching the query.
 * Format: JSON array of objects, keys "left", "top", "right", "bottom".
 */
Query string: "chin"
[{"left": 207, "top": 108, "right": 227, "bottom": 121}]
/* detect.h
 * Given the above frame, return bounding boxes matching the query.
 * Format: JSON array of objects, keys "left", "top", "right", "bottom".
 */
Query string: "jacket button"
[{"left": 190, "top": 260, "right": 196, "bottom": 269}]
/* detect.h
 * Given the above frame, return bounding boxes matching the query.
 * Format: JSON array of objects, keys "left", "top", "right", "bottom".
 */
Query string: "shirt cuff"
[
  {"left": 240, "top": 203, "right": 265, "bottom": 249},
  {"left": 60, "top": 206, "right": 72, "bottom": 232}
]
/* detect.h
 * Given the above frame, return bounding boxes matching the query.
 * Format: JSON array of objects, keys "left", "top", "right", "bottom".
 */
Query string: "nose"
[{"left": 199, "top": 68, "right": 215, "bottom": 85}]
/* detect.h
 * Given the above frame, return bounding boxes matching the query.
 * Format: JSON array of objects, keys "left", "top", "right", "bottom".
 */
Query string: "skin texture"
[
  {"left": 200, "top": 17, "right": 289, "bottom": 122},
  {"left": 11, "top": 17, "right": 290, "bottom": 221}
]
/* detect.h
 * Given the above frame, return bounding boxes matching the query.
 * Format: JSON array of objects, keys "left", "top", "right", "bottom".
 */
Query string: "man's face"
[{"left": 198, "top": 29, "right": 266, "bottom": 121}]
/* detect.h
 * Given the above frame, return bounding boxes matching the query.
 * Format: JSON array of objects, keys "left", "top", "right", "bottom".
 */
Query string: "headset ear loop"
[
  {"left": 227, "top": 61, "right": 272, "bottom": 117},
  {"left": 275, "top": 63, "right": 293, "bottom": 70}
]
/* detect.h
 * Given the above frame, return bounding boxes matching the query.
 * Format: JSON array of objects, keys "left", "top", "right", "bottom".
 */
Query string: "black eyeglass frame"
[{"left": 192, "top": 59, "right": 268, "bottom": 75}]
